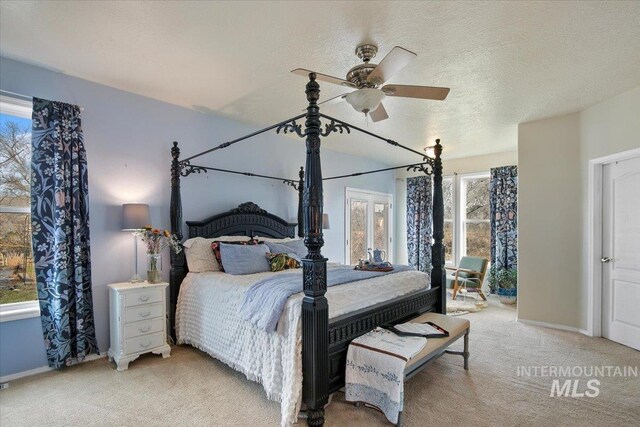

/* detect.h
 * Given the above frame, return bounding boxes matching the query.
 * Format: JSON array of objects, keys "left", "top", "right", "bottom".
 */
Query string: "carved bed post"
[
  {"left": 169, "top": 141, "right": 186, "bottom": 339},
  {"left": 431, "top": 139, "right": 446, "bottom": 314},
  {"left": 301, "top": 73, "right": 329, "bottom": 426},
  {"left": 298, "top": 166, "right": 305, "bottom": 238}
]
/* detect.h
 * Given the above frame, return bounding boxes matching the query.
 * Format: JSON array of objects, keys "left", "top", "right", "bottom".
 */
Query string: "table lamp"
[
  {"left": 122, "top": 203, "right": 150, "bottom": 283},
  {"left": 323, "top": 213, "right": 330, "bottom": 230}
]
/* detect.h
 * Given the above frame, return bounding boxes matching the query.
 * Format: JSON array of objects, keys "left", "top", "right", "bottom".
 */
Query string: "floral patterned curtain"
[
  {"left": 489, "top": 166, "right": 518, "bottom": 273},
  {"left": 406, "top": 175, "right": 433, "bottom": 273},
  {"left": 31, "top": 97, "right": 97, "bottom": 368}
]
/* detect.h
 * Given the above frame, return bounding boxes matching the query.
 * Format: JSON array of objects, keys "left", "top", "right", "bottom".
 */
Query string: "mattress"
[{"left": 175, "top": 264, "right": 430, "bottom": 426}]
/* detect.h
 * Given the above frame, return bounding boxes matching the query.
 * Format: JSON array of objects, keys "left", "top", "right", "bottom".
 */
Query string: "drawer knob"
[
  {"left": 139, "top": 310, "right": 151, "bottom": 318},
  {"left": 139, "top": 341, "right": 152, "bottom": 349},
  {"left": 139, "top": 325, "right": 151, "bottom": 333},
  {"left": 139, "top": 295, "right": 150, "bottom": 302}
]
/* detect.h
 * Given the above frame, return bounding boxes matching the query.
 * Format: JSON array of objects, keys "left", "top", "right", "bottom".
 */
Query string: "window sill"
[{"left": 0, "top": 301, "right": 40, "bottom": 323}]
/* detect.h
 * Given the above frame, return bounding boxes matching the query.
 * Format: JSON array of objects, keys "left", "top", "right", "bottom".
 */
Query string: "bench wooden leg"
[
  {"left": 444, "top": 328, "right": 470, "bottom": 370},
  {"left": 463, "top": 329, "right": 470, "bottom": 370},
  {"left": 396, "top": 410, "right": 403, "bottom": 427}
]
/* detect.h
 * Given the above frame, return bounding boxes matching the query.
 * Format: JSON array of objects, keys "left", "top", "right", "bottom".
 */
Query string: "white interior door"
[
  {"left": 602, "top": 155, "right": 640, "bottom": 350},
  {"left": 345, "top": 189, "right": 393, "bottom": 265}
]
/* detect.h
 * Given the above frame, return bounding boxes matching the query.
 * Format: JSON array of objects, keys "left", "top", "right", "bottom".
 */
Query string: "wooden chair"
[{"left": 446, "top": 256, "right": 488, "bottom": 301}]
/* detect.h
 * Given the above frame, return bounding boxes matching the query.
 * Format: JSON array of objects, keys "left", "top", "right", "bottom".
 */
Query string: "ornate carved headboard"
[
  {"left": 169, "top": 202, "right": 296, "bottom": 338},
  {"left": 186, "top": 202, "right": 297, "bottom": 239}
]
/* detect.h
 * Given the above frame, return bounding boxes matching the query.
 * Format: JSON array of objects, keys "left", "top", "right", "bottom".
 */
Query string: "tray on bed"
[{"left": 354, "top": 262, "right": 395, "bottom": 272}]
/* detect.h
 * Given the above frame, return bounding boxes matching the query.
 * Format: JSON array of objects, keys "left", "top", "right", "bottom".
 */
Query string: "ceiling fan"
[{"left": 291, "top": 44, "right": 449, "bottom": 122}]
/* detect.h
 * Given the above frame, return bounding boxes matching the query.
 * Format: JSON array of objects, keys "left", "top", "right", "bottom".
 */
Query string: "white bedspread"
[{"left": 176, "top": 265, "right": 430, "bottom": 426}]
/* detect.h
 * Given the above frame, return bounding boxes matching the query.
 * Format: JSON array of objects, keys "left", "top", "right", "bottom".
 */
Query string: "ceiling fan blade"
[
  {"left": 382, "top": 85, "right": 450, "bottom": 100},
  {"left": 369, "top": 103, "right": 388, "bottom": 122},
  {"left": 367, "top": 46, "right": 417, "bottom": 85},
  {"left": 291, "top": 68, "right": 356, "bottom": 88}
]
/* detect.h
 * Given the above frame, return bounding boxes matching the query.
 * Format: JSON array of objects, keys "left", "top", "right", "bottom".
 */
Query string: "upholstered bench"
[{"left": 353, "top": 312, "right": 470, "bottom": 426}]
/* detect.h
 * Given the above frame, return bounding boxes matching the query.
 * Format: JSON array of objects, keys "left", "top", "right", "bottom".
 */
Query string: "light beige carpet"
[{"left": 1, "top": 298, "right": 638, "bottom": 427}]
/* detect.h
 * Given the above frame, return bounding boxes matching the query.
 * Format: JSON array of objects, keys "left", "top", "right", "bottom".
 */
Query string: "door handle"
[{"left": 601, "top": 257, "right": 612, "bottom": 263}]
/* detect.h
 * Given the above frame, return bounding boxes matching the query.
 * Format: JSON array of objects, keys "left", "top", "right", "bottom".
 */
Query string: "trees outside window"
[{"left": 0, "top": 98, "right": 36, "bottom": 305}]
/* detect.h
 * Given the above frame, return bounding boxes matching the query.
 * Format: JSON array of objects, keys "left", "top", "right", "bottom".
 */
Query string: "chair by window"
[{"left": 446, "top": 256, "right": 488, "bottom": 300}]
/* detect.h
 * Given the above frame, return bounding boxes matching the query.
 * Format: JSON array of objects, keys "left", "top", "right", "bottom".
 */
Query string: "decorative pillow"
[
  {"left": 267, "top": 253, "right": 301, "bottom": 272},
  {"left": 265, "top": 239, "right": 307, "bottom": 261},
  {"left": 211, "top": 239, "right": 258, "bottom": 272},
  {"left": 184, "top": 236, "right": 251, "bottom": 272},
  {"left": 219, "top": 243, "right": 270, "bottom": 275}
]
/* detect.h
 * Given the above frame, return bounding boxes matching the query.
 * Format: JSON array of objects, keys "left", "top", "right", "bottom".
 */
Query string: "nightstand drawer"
[
  {"left": 125, "top": 332, "right": 165, "bottom": 355},
  {"left": 124, "top": 318, "right": 164, "bottom": 339},
  {"left": 124, "top": 303, "right": 163, "bottom": 323},
  {"left": 124, "top": 288, "right": 164, "bottom": 307}
]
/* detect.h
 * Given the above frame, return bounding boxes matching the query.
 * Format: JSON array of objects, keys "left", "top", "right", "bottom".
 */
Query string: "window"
[
  {"left": 440, "top": 172, "right": 491, "bottom": 266},
  {"left": 345, "top": 188, "right": 393, "bottom": 265},
  {"left": 442, "top": 177, "right": 454, "bottom": 263},
  {"left": 460, "top": 174, "right": 490, "bottom": 260},
  {"left": 0, "top": 94, "right": 38, "bottom": 318}
]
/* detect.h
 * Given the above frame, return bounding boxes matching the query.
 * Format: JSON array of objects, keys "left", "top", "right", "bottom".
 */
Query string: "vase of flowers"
[{"left": 140, "top": 227, "right": 182, "bottom": 284}]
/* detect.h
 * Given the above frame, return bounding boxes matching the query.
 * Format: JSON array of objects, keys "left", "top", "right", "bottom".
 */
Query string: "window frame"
[
  {"left": 441, "top": 175, "right": 456, "bottom": 266},
  {"left": 0, "top": 94, "right": 39, "bottom": 322},
  {"left": 458, "top": 172, "right": 491, "bottom": 262},
  {"left": 439, "top": 172, "right": 491, "bottom": 266},
  {"left": 345, "top": 187, "right": 394, "bottom": 265}
]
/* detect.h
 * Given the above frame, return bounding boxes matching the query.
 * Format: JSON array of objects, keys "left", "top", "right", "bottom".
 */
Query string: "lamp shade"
[
  {"left": 345, "top": 88, "right": 386, "bottom": 114},
  {"left": 322, "top": 213, "right": 330, "bottom": 230},
  {"left": 122, "top": 203, "right": 150, "bottom": 231}
]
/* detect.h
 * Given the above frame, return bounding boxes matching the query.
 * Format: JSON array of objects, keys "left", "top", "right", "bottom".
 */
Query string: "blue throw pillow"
[
  {"left": 266, "top": 240, "right": 307, "bottom": 261},
  {"left": 219, "top": 243, "right": 270, "bottom": 275}
]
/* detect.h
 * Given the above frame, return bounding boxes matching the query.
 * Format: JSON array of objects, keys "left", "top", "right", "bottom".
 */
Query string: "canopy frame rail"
[
  {"left": 176, "top": 110, "right": 431, "bottom": 177},
  {"left": 179, "top": 113, "right": 307, "bottom": 164}
]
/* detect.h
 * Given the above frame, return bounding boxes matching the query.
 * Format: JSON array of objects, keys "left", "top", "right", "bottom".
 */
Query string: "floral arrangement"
[{"left": 139, "top": 227, "right": 182, "bottom": 255}]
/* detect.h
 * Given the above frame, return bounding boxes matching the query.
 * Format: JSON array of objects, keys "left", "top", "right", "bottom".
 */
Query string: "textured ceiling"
[{"left": 1, "top": 1, "right": 640, "bottom": 164}]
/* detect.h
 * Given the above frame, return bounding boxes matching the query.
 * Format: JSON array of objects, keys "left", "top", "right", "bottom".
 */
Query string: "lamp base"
[{"left": 129, "top": 273, "right": 144, "bottom": 283}]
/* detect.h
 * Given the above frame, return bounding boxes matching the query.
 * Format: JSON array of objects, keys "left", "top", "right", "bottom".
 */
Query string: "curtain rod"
[{"left": 0, "top": 89, "right": 85, "bottom": 111}]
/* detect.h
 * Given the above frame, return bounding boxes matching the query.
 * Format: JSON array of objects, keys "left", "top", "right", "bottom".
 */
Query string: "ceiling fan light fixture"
[{"left": 345, "top": 88, "right": 386, "bottom": 114}]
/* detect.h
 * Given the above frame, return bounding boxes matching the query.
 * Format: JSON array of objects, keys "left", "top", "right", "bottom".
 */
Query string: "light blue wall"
[
  {"left": 0, "top": 56, "right": 396, "bottom": 377},
  {"left": 0, "top": 317, "right": 48, "bottom": 376}
]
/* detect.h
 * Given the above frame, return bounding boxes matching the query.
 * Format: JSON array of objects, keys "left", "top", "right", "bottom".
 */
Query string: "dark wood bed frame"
[{"left": 169, "top": 73, "right": 446, "bottom": 426}]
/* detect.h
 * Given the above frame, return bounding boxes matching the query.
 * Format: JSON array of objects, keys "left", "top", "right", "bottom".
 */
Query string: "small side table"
[{"left": 107, "top": 281, "right": 171, "bottom": 371}]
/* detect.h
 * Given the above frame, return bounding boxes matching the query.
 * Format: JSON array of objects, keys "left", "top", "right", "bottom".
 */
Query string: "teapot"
[{"left": 368, "top": 248, "right": 387, "bottom": 264}]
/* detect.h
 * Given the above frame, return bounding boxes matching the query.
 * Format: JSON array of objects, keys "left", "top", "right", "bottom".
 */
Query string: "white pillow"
[{"left": 183, "top": 236, "right": 251, "bottom": 272}]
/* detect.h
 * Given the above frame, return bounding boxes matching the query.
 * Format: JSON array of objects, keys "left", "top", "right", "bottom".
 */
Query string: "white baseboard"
[
  {"left": 517, "top": 318, "right": 590, "bottom": 336},
  {"left": 0, "top": 353, "right": 106, "bottom": 383}
]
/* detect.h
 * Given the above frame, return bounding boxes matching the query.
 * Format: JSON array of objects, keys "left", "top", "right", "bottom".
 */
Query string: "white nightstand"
[{"left": 107, "top": 281, "right": 171, "bottom": 371}]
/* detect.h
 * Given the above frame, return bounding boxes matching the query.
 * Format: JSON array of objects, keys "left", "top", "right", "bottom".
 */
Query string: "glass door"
[
  {"left": 348, "top": 198, "right": 369, "bottom": 265},
  {"left": 345, "top": 189, "right": 393, "bottom": 265}
]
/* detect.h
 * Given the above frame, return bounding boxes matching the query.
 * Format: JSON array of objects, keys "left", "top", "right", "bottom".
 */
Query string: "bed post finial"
[
  {"left": 298, "top": 166, "right": 305, "bottom": 238},
  {"left": 169, "top": 141, "right": 185, "bottom": 340},
  {"left": 302, "top": 72, "right": 329, "bottom": 426},
  {"left": 431, "top": 138, "right": 446, "bottom": 314}
]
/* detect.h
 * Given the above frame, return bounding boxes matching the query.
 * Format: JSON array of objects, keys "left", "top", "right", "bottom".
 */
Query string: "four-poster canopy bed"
[{"left": 169, "top": 73, "right": 446, "bottom": 426}]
